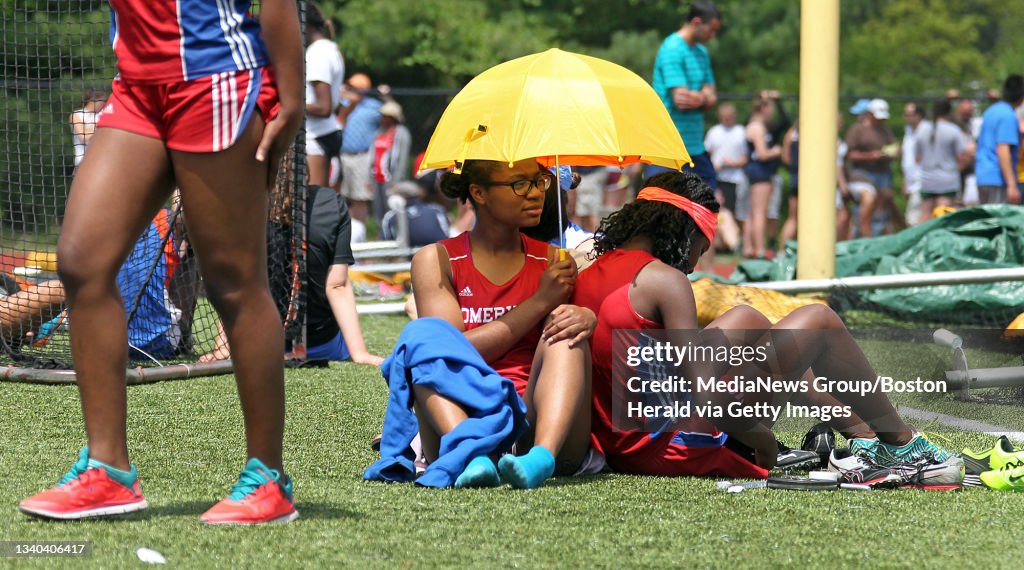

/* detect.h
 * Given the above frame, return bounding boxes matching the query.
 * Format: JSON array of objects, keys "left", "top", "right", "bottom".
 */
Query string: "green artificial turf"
[{"left": 1, "top": 314, "right": 1023, "bottom": 569}]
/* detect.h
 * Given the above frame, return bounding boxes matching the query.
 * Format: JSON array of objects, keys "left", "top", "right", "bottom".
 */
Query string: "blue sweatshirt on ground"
[{"left": 363, "top": 318, "right": 528, "bottom": 488}]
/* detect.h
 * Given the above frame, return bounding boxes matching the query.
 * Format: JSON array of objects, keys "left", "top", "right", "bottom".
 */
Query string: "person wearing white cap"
[
  {"left": 845, "top": 98, "right": 898, "bottom": 237},
  {"left": 370, "top": 100, "right": 412, "bottom": 229}
]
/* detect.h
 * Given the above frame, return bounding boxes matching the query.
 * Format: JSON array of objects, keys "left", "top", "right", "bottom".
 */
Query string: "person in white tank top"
[{"left": 303, "top": 3, "right": 345, "bottom": 186}]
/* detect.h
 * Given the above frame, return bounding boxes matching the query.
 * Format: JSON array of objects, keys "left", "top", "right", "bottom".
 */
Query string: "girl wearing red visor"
[{"left": 573, "top": 170, "right": 961, "bottom": 483}]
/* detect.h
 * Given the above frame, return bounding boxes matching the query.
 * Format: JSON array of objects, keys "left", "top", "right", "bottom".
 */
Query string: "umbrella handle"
[{"left": 555, "top": 156, "right": 565, "bottom": 251}]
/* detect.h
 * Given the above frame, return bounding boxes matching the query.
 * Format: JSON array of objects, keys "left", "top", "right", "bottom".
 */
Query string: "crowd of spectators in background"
[{"left": 48, "top": 0, "right": 1023, "bottom": 368}]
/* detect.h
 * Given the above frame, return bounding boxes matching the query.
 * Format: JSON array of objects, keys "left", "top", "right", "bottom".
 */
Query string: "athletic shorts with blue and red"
[{"left": 97, "top": 0, "right": 279, "bottom": 153}]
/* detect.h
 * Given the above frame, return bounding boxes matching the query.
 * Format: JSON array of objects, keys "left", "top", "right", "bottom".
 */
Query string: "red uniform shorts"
[
  {"left": 608, "top": 433, "right": 770, "bottom": 479},
  {"left": 97, "top": 66, "right": 279, "bottom": 153}
]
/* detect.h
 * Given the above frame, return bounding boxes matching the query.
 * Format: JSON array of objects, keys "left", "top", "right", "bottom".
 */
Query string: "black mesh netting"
[{"left": 1, "top": 1, "right": 306, "bottom": 370}]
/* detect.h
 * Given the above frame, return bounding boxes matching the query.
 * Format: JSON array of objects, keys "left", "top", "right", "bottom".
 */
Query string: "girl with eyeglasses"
[{"left": 405, "top": 158, "right": 602, "bottom": 489}]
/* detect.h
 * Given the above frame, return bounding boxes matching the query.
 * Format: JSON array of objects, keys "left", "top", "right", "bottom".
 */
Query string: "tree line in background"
[
  {"left": 1, "top": 0, "right": 1022, "bottom": 232},
  {"left": 331, "top": 0, "right": 1022, "bottom": 98}
]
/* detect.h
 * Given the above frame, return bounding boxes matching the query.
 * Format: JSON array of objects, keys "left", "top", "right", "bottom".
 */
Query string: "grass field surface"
[{"left": 2, "top": 314, "right": 1023, "bottom": 568}]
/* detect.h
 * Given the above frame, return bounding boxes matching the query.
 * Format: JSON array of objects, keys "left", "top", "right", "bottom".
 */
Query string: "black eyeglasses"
[{"left": 481, "top": 173, "right": 554, "bottom": 197}]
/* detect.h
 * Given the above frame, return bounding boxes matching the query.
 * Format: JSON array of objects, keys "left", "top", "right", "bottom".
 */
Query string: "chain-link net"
[{"left": 0, "top": 1, "right": 306, "bottom": 372}]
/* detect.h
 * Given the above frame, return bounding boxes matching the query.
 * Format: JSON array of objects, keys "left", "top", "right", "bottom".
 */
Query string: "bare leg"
[
  {"left": 706, "top": 306, "right": 875, "bottom": 440},
  {"left": 521, "top": 339, "right": 592, "bottom": 475},
  {"left": 769, "top": 305, "right": 912, "bottom": 444},
  {"left": 170, "top": 116, "right": 286, "bottom": 470},
  {"left": 880, "top": 188, "right": 905, "bottom": 233},
  {"left": 412, "top": 386, "right": 469, "bottom": 464},
  {"left": 748, "top": 181, "right": 772, "bottom": 257},
  {"left": 57, "top": 128, "right": 176, "bottom": 470},
  {"left": 348, "top": 200, "right": 369, "bottom": 223},
  {"left": 918, "top": 196, "right": 936, "bottom": 223},
  {"left": 307, "top": 154, "right": 330, "bottom": 187},
  {"left": 836, "top": 205, "right": 851, "bottom": 241},
  {"left": 858, "top": 191, "right": 877, "bottom": 238},
  {"left": 740, "top": 219, "right": 754, "bottom": 258},
  {"left": 780, "top": 196, "right": 798, "bottom": 247},
  {"left": 0, "top": 280, "right": 66, "bottom": 337}
]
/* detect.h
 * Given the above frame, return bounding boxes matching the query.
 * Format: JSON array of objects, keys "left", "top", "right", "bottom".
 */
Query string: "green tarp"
[{"left": 730, "top": 205, "right": 1024, "bottom": 324}]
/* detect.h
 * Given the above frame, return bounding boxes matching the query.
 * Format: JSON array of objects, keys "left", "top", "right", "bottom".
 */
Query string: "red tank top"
[
  {"left": 108, "top": 0, "right": 269, "bottom": 84},
  {"left": 574, "top": 249, "right": 721, "bottom": 458},
  {"left": 441, "top": 231, "right": 548, "bottom": 395}
]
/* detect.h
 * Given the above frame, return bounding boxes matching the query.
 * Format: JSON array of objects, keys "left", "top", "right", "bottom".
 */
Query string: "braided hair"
[
  {"left": 438, "top": 160, "right": 499, "bottom": 205},
  {"left": 591, "top": 170, "right": 718, "bottom": 270}
]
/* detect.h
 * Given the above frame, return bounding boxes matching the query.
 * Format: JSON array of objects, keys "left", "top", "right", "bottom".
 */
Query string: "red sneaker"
[
  {"left": 19, "top": 449, "right": 148, "bottom": 520},
  {"left": 199, "top": 458, "right": 298, "bottom": 525}
]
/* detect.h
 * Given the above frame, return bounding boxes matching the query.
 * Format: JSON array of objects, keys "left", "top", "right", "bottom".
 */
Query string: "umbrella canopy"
[{"left": 419, "top": 48, "right": 691, "bottom": 173}]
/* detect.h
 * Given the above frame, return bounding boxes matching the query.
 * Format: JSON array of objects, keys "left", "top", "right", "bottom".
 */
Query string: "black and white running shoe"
[{"left": 827, "top": 448, "right": 904, "bottom": 488}]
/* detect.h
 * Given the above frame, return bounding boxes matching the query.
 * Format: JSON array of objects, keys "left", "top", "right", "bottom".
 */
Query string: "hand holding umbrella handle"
[{"left": 534, "top": 259, "right": 575, "bottom": 311}]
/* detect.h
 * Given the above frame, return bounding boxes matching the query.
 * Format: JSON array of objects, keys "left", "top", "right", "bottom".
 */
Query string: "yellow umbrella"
[{"left": 419, "top": 48, "right": 691, "bottom": 173}]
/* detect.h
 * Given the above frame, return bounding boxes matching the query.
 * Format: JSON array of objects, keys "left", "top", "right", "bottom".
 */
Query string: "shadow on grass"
[
  {"left": 529, "top": 473, "right": 615, "bottom": 488},
  {"left": 144, "top": 501, "right": 366, "bottom": 521},
  {"left": 145, "top": 501, "right": 213, "bottom": 518},
  {"left": 295, "top": 501, "right": 367, "bottom": 520}
]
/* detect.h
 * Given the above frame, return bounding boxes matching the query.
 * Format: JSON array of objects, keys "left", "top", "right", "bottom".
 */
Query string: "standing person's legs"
[
  {"left": 934, "top": 193, "right": 956, "bottom": 210},
  {"left": 306, "top": 133, "right": 330, "bottom": 187},
  {"left": 57, "top": 128, "right": 177, "bottom": 470},
  {"left": 714, "top": 181, "right": 741, "bottom": 251},
  {"left": 170, "top": 115, "right": 286, "bottom": 470},
  {"left": 836, "top": 203, "right": 851, "bottom": 241},
  {"left": 857, "top": 188, "right": 877, "bottom": 238},
  {"left": 780, "top": 195, "right": 798, "bottom": 246},
  {"left": 735, "top": 178, "right": 753, "bottom": 256},
  {"left": 880, "top": 186, "right": 904, "bottom": 233},
  {"left": 308, "top": 129, "right": 343, "bottom": 188},
  {"left": 977, "top": 185, "right": 1007, "bottom": 204},
  {"left": 747, "top": 180, "right": 772, "bottom": 258},
  {"left": 918, "top": 195, "right": 937, "bottom": 223},
  {"left": 867, "top": 171, "right": 903, "bottom": 233},
  {"left": 688, "top": 154, "right": 722, "bottom": 265},
  {"left": 371, "top": 180, "right": 388, "bottom": 229},
  {"left": 904, "top": 189, "right": 922, "bottom": 226},
  {"left": 341, "top": 151, "right": 372, "bottom": 222}
]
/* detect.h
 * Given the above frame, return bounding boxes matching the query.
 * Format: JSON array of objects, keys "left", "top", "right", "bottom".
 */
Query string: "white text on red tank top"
[{"left": 462, "top": 305, "right": 517, "bottom": 325}]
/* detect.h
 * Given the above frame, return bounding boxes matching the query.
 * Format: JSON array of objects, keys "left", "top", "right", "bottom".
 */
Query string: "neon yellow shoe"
[
  {"left": 961, "top": 436, "right": 1024, "bottom": 486},
  {"left": 980, "top": 462, "right": 1024, "bottom": 492}
]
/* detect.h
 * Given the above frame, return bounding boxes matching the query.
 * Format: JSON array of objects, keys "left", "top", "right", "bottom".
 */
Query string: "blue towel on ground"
[{"left": 363, "top": 318, "right": 528, "bottom": 488}]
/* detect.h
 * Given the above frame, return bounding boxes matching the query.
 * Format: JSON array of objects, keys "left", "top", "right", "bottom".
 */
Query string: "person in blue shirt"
[
  {"left": 648, "top": 1, "right": 721, "bottom": 188},
  {"left": 975, "top": 74, "right": 1024, "bottom": 204},
  {"left": 337, "top": 73, "right": 384, "bottom": 223}
]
